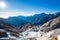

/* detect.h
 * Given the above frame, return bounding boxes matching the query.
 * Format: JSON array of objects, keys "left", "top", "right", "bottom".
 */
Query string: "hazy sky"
[{"left": 0, "top": 0, "right": 60, "bottom": 18}]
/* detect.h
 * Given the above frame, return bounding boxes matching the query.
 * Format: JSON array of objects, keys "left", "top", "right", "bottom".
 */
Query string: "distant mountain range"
[{"left": 0, "top": 12, "right": 60, "bottom": 28}]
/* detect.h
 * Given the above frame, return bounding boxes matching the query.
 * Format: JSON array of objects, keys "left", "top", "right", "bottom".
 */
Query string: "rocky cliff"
[{"left": 40, "top": 16, "right": 60, "bottom": 32}]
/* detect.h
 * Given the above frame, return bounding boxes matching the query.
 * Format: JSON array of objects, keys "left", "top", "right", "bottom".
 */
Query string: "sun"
[{"left": 0, "top": 2, "right": 6, "bottom": 9}]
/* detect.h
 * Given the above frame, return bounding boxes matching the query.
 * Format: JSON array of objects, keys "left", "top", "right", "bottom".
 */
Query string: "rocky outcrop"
[
  {"left": 19, "top": 24, "right": 32, "bottom": 32},
  {"left": 19, "top": 23, "right": 40, "bottom": 33},
  {"left": 40, "top": 16, "right": 60, "bottom": 32},
  {"left": 0, "top": 31, "right": 8, "bottom": 38}
]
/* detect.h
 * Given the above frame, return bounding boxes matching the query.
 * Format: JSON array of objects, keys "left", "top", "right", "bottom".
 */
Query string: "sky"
[{"left": 0, "top": 0, "right": 60, "bottom": 18}]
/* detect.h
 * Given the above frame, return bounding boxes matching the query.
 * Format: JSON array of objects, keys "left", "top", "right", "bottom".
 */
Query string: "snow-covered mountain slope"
[
  {"left": 18, "top": 16, "right": 60, "bottom": 40},
  {"left": 40, "top": 16, "right": 60, "bottom": 32},
  {"left": 19, "top": 28, "right": 60, "bottom": 40},
  {"left": 1, "top": 13, "right": 60, "bottom": 40}
]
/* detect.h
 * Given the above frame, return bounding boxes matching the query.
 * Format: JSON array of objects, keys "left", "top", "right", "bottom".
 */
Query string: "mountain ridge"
[
  {"left": 0, "top": 12, "right": 60, "bottom": 28},
  {"left": 6, "top": 12, "right": 60, "bottom": 28}
]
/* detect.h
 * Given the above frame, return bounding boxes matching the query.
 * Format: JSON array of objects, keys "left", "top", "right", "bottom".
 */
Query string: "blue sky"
[{"left": 0, "top": 0, "right": 60, "bottom": 18}]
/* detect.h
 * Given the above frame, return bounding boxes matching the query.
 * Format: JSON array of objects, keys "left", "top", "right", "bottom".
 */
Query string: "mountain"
[
  {"left": 0, "top": 12, "right": 60, "bottom": 40},
  {"left": 40, "top": 16, "right": 60, "bottom": 32},
  {"left": 0, "top": 21, "right": 20, "bottom": 38},
  {"left": 20, "top": 13, "right": 48, "bottom": 25},
  {"left": 0, "top": 12, "right": 60, "bottom": 29},
  {"left": 7, "top": 17, "right": 29, "bottom": 28},
  {"left": 19, "top": 24, "right": 32, "bottom": 32},
  {"left": 19, "top": 16, "right": 60, "bottom": 40},
  {"left": 0, "top": 12, "right": 58, "bottom": 29},
  {"left": 19, "top": 24, "right": 40, "bottom": 33},
  {"left": 23, "top": 12, "right": 60, "bottom": 25}
]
